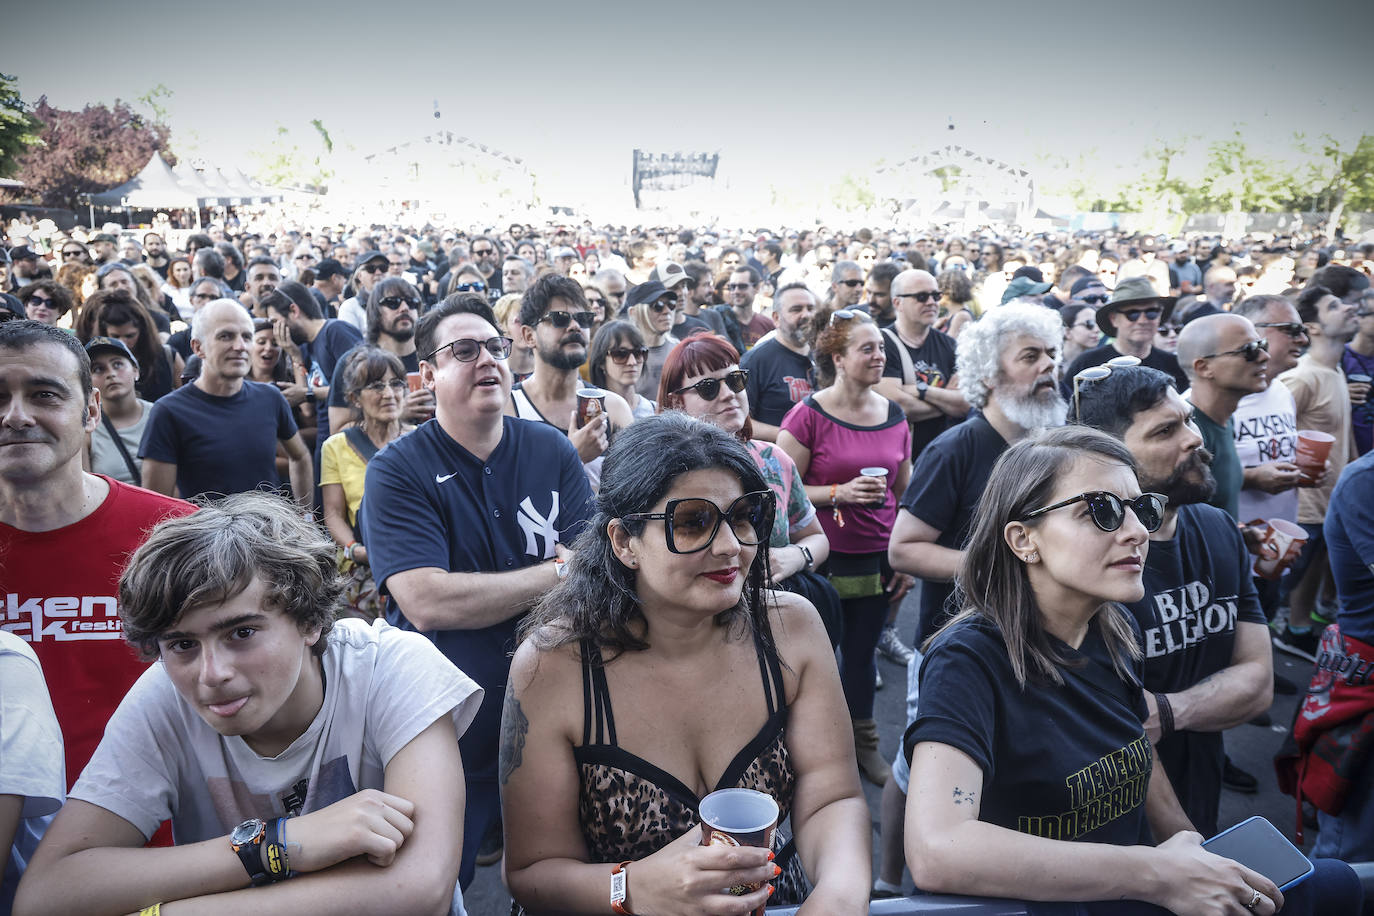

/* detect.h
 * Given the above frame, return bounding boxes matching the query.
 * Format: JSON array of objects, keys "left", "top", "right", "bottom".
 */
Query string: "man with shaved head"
[
  {"left": 1177, "top": 313, "right": 1271, "bottom": 521},
  {"left": 875, "top": 269, "right": 969, "bottom": 461}
]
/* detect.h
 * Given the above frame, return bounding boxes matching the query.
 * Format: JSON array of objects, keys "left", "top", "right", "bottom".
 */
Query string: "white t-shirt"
[
  {"left": 71, "top": 619, "right": 481, "bottom": 912},
  {"left": 1234, "top": 382, "right": 1299, "bottom": 525},
  {"left": 336, "top": 296, "right": 367, "bottom": 335},
  {"left": 0, "top": 632, "right": 65, "bottom": 913}
]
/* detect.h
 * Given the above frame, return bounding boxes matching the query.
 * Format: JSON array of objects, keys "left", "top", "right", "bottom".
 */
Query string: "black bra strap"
[
  {"left": 752, "top": 617, "right": 786, "bottom": 716},
  {"left": 579, "top": 640, "right": 617, "bottom": 746}
]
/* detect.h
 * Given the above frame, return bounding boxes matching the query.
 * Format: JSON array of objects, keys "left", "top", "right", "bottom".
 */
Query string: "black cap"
[
  {"left": 9, "top": 246, "right": 39, "bottom": 262},
  {"left": 620, "top": 281, "right": 672, "bottom": 316},
  {"left": 314, "top": 258, "right": 348, "bottom": 280},
  {"left": 1010, "top": 265, "right": 1044, "bottom": 283}
]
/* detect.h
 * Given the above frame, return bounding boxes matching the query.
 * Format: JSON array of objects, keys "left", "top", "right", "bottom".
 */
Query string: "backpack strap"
[
  {"left": 881, "top": 327, "right": 917, "bottom": 386},
  {"left": 343, "top": 425, "right": 380, "bottom": 463},
  {"left": 100, "top": 411, "right": 142, "bottom": 484}
]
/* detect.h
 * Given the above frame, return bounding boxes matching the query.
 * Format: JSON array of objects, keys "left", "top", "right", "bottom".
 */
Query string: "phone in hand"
[{"left": 1203, "top": 816, "right": 1315, "bottom": 891}]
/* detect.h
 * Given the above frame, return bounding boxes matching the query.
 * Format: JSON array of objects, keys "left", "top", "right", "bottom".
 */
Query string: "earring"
[
  {"left": 625, "top": 557, "right": 638, "bottom": 568},
  {"left": 1025, "top": 551, "right": 1039, "bottom": 563}
]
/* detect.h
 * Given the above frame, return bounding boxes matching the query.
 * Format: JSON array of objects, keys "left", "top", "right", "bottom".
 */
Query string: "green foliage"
[
  {"left": 253, "top": 121, "right": 334, "bottom": 192},
  {"left": 0, "top": 74, "right": 43, "bottom": 181}
]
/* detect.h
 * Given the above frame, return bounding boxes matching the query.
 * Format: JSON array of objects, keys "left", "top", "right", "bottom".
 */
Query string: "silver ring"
[{"left": 1244, "top": 887, "right": 1263, "bottom": 909}]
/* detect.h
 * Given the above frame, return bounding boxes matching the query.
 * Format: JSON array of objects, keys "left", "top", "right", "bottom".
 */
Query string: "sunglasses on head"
[
  {"left": 1072, "top": 355, "right": 1141, "bottom": 423},
  {"left": 1201, "top": 338, "right": 1268, "bottom": 361},
  {"left": 672, "top": 368, "right": 749, "bottom": 401},
  {"left": 378, "top": 296, "right": 420, "bottom": 310},
  {"left": 623, "top": 490, "right": 774, "bottom": 555},
  {"left": 426, "top": 335, "right": 513, "bottom": 362},
  {"left": 456, "top": 281, "right": 486, "bottom": 293},
  {"left": 894, "top": 290, "right": 940, "bottom": 303},
  {"left": 1019, "top": 491, "right": 1168, "bottom": 533},
  {"left": 539, "top": 310, "right": 596, "bottom": 329},
  {"left": 608, "top": 346, "right": 649, "bottom": 364},
  {"left": 1119, "top": 307, "right": 1162, "bottom": 323}
]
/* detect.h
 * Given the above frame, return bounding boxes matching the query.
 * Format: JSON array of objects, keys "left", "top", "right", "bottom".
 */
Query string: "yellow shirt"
[{"left": 320, "top": 432, "right": 370, "bottom": 527}]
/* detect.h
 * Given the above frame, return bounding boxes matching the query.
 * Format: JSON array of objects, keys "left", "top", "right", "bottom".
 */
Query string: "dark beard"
[
  {"left": 1144, "top": 447, "right": 1217, "bottom": 507},
  {"left": 540, "top": 338, "right": 586, "bottom": 371},
  {"left": 385, "top": 325, "right": 415, "bottom": 343}
]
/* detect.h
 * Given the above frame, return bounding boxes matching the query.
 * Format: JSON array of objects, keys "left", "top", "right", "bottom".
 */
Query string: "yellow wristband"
[{"left": 139, "top": 905, "right": 162, "bottom": 916}]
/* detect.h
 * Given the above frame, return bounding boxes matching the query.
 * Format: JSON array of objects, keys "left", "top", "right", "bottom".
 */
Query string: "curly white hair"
[{"left": 954, "top": 300, "right": 1065, "bottom": 409}]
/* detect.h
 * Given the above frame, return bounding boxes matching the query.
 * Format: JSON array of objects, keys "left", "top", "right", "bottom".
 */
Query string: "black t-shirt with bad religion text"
[
  {"left": 905, "top": 616, "right": 1153, "bottom": 847},
  {"left": 1121, "top": 501, "right": 1265, "bottom": 837}
]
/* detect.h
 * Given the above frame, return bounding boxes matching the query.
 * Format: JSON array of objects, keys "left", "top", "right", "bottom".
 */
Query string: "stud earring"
[{"left": 1026, "top": 551, "right": 1039, "bottom": 563}]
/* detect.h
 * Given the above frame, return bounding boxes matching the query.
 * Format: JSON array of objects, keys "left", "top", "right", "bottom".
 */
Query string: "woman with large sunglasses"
[
  {"left": 904, "top": 425, "right": 1362, "bottom": 916},
  {"left": 588, "top": 319, "right": 657, "bottom": 418},
  {"left": 778, "top": 310, "right": 912, "bottom": 785},
  {"left": 502, "top": 414, "right": 870, "bottom": 916}
]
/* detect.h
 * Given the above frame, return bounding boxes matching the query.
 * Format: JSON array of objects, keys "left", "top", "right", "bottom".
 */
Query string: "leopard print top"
[{"left": 573, "top": 631, "right": 796, "bottom": 865}]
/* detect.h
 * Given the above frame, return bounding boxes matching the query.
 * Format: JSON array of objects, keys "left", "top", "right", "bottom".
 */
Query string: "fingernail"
[
  {"left": 766, "top": 851, "right": 775, "bottom": 861},
  {"left": 772, "top": 864, "right": 781, "bottom": 877},
  {"left": 767, "top": 885, "right": 775, "bottom": 897}
]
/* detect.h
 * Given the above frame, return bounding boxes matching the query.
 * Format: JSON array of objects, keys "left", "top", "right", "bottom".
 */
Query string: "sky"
[{"left": 4, "top": 0, "right": 1372, "bottom": 212}]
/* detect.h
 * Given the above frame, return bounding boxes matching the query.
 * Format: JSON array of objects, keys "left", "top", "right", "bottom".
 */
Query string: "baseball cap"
[
  {"left": 9, "top": 246, "right": 39, "bottom": 262},
  {"left": 1010, "top": 265, "right": 1044, "bottom": 283},
  {"left": 355, "top": 250, "right": 387, "bottom": 269},
  {"left": 1000, "top": 276, "right": 1052, "bottom": 305},
  {"left": 313, "top": 258, "right": 347, "bottom": 280},
  {"left": 553, "top": 246, "right": 578, "bottom": 260},
  {"left": 84, "top": 336, "right": 136, "bottom": 363},
  {"left": 650, "top": 261, "right": 689, "bottom": 289},
  {"left": 620, "top": 281, "right": 673, "bottom": 315},
  {"left": 1070, "top": 277, "right": 1106, "bottom": 297},
  {"left": 88, "top": 233, "right": 119, "bottom": 245}
]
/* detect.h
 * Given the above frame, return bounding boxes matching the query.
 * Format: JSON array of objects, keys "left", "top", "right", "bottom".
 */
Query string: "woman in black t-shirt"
[{"left": 903, "top": 425, "right": 1289, "bottom": 915}]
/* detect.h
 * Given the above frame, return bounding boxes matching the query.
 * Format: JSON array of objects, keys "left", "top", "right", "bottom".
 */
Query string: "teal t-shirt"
[{"left": 1192, "top": 407, "right": 1241, "bottom": 521}]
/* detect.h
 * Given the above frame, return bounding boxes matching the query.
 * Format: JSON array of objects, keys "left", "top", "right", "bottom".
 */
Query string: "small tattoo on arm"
[
  {"left": 952, "top": 787, "right": 977, "bottom": 807},
  {"left": 498, "top": 682, "right": 528, "bottom": 787}
]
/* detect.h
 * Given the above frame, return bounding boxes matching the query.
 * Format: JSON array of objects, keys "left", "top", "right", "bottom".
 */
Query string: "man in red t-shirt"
[{"left": 0, "top": 321, "right": 191, "bottom": 786}]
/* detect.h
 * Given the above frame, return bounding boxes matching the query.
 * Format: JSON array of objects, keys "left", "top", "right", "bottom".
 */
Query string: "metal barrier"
[{"left": 766, "top": 894, "right": 1030, "bottom": 914}]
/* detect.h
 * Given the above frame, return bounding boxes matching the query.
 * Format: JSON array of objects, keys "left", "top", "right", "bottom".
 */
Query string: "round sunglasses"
[
  {"left": 622, "top": 490, "right": 774, "bottom": 554},
  {"left": 672, "top": 368, "right": 749, "bottom": 401},
  {"left": 1019, "top": 491, "right": 1168, "bottom": 533}
]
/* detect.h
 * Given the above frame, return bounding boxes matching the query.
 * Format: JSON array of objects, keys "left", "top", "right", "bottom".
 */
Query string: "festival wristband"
[
  {"left": 611, "top": 860, "right": 633, "bottom": 914},
  {"left": 1154, "top": 692, "right": 1175, "bottom": 740},
  {"left": 139, "top": 906, "right": 161, "bottom": 916},
  {"left": 261, "top": 817, "right": 292, "bottom": 882}
]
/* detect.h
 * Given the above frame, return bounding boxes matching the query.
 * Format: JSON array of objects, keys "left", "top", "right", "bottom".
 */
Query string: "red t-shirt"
[{"left": 0, "top": 477, "right": 192, "bottom": 787}]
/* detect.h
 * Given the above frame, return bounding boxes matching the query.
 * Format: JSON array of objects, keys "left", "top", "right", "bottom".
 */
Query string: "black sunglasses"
[
  {"left": 1119, "top": 307, "right": 1162, "bottom": 323},
  {"left": 1019, "top": 491, "right": 1168, "bottom": 533},
  {"left": 893, "top": 290, "right": 939, "bottom": 303},
  {"left": 426, "top": 336, "right": 513, "bottom": 362},
  {"left": 1157, "top": 324, "right": 1182, "bottom": 336},
  {"left": 361, "top": 262, "right": 386, "bottom": 274},
  {"left": 1201, "top": 338, "right": 1268, "bottom": 362},
  {"left": 647, "top": 298, "right": 676, "bottom": 312},
  {"left": 378, "top": 296, "right": 420, "bottom": 310},
  {"left": 623, "top": 490, "right": 775, "bottom": 555},
  {"left": 539, "top": 310, "right": 596, "bottom": 329},
  {"left": 456, "top": 281, "right": 486, "bottom": 293},
  {"left": 471, "top": 248, "right": 496, "bottom": 257},
  {"left": 672, "top": 368, "right": 749, "bottom": 401},
  {"left": 837, "top": 278, "right": 864, "bottom": 288},
  {"left": 1077, "top": 294, "right": 1110, "bottom": 305},
  {"left": 1254, "top": 321, "right": 1309, "bottom": 339},
  {"left": 608, "top": 346, "right": 649, "bottom": 364}
]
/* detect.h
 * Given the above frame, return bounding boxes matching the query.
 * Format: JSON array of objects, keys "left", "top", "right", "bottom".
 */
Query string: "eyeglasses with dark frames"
[
  {"left": 1018, "top": 491, "right": 1168, "bottom": 533},
  {"left": 622, "top": 490, "right": 775, "bottom": 554},
  {"left": 425, "top": 336, "right": 513, "bottom": 363},
  {"left": 1201, "top": 338, "right": 1268, "bottom": 362},
  {"left": 672, "top": 368, "right": 750, "bottom": 401},
  {"left": 538, "top": 310, "right": 596, "bottom": 329}
]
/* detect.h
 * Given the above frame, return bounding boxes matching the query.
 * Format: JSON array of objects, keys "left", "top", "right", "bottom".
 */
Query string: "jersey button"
[
  {"left": 505, "top": 558, "right": 514, "bottom": 567},
  {"left": 493, "top": 508, "right": 501, "bottom": 517},
  {"left": 484, "top": 466, "right": 492, "bottom": 475}
]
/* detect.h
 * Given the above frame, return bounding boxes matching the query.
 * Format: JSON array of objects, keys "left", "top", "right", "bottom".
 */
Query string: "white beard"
[{"left": 996, "top": 386, "right": 1068, "bottom": 430}]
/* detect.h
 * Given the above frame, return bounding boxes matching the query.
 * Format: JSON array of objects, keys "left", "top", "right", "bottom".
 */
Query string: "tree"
[
  {"left": 12, "top": 97, "right": 173, "bottom": 209},
  {"left": 252, "top": 121, "right": 335, "bottom": 193},
  {"left": 1197, "top": 131, "right": 1288, "bottom": 214},
  {"left": 0, "top": 73, "right": 42, "bottom": 181}
]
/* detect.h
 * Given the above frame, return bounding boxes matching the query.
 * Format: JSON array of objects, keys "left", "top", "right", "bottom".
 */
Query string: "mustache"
[{"left": 560, "top": 334, "right": 585, "bottom": 346}]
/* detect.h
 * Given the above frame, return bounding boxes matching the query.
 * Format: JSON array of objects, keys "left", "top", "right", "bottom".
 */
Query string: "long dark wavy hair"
[
  {"left": 938, "top": 424, "right": 1144, "bottom": 688},
  {"left": 520, "top": 412, "right": 776, "bottom": 663}
]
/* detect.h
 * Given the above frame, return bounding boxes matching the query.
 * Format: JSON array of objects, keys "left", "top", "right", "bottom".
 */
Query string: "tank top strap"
[
  {"left": 579, "top": 639, "right": 617, "bottom": 746},
  {"left": 750, "top": 616, "right": 787, "bottom": 716}
]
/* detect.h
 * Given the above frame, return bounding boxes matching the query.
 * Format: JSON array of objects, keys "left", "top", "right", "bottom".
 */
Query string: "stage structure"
[
  {"left": 875, "top": 145, "right": 1035, "bottom": 227},
  {"left": 347, "top": 130, "right": 534, "bottom": 214},
  {"left": 631, "top": 150, "right": 719, "bottom": 209}
]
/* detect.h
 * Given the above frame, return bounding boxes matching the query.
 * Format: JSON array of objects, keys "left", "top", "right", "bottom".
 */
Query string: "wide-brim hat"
[{"left": 1096, "top": 276, "right": 1177, "bottom": 336}]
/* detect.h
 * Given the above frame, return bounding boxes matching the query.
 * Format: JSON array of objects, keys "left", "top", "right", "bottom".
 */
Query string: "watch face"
[{"left": 231, "top": 818, "right": 265, "bottom": 846}]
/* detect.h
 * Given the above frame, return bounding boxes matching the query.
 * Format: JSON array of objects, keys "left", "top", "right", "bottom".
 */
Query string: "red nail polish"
[
  {"left": 772, "top": 864, "right": 781, "bottom": 877},
  {"left": 767, "top": 885, "right": 775, "bottom": 897},
  {"left": 766, "top": 851, "right": 775, "bottom": 861}
]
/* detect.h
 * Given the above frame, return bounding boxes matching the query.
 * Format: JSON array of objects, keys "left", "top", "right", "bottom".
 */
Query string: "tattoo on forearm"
[
  {"left": 952, "top": 787, "right": 976, "bottom": 807},
  {"left": 498, "top": 682, "right": 528, "bottom": 786}
]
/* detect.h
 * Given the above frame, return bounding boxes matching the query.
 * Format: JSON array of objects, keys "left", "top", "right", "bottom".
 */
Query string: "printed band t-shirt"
[
  {"left": 138, "top": 381, "right": 298, "bottom": 499},
  {"left": 904, "top": 617, "right": 1153, "bottom": 847},
  {"left": 880, "top": 325, "right": 958, "bottom": 459},
  {"left": 779, "top": 395, "right": 910, "bottom": 555},
  {"left": 1121, "top": 502, "right": 1265, "bottom": 836},
  {"left": 898, "top": 413, "right": 1008, "bottom": 644},
  {"left": 360, "top": 416, "right": 593, "bottom": 782},
  {"left": 739, "top": 338, "right": 815, "bottom": 428},
  {"left": 0, "top": 478, "right": 191, "bottom": 785},
  {"left": 1233, "top": 382, "right": 1299, "bottom": 524}
]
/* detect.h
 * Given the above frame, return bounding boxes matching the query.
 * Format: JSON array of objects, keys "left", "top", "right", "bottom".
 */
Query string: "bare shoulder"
[
  {"left": 604, "top": 390, "right": 635, "bottom": 424},
  {"left": 763, "top": 589, "right": 831, "bottom": 686},
  {"left": 508, "top": 628, "right": 583, "bottom": 703}
]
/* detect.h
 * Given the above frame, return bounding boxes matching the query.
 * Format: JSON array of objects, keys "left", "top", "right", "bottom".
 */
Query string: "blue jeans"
[{"left": 1314, "top": 752, "right": 1374, "bottom": 863}]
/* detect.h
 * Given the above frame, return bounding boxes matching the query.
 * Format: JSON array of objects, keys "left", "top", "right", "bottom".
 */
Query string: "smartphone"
[{"left": 1203, "top": 816, "right": 1315, "bottom": 891}]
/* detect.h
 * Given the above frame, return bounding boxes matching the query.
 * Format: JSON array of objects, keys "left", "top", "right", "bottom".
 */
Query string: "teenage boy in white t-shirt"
[{"left": 15, "top": 493, "right": 482, "bottom": 916}]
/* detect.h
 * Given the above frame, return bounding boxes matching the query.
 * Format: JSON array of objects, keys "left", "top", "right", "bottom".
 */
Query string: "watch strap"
[
  {"left": 231, "top": 819, "right": 269, "bottom": 885},
  {"left": 611, "top": 860, "right": 633, "bottom": 915}
]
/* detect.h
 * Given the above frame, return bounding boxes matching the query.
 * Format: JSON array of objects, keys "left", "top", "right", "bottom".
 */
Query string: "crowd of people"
[{"left": 2, "top": 214, "right": 1373, "bottom": 915}]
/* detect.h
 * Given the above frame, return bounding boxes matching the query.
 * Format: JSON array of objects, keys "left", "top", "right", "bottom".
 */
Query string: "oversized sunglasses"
[
  {"left": 378, "top": 296, "right": 419, "bottom": 310},
  {"left": 622, "top": 490, "right": 775, "bottom": 554},
  {"left": 672, "top": 368, "right": 749, "bottom": 401},
  {"left": 1254, "top": 321, "right": 1309, "bottom": 339},
  {"left": 539, "top": 310, "right": 596, "bottom": 329},
  {"left": 1019, "top": 491, "right": 1167, "bottom": 533},
  {"left": 1202, "top": 338, "right": 1268, "bottom": 362},
  {"left": 608, "top": 346, "right": 648, "bottom": 364},
  {"left": 426, "top": 335, "right": 513, "bottom": 362},
  {"left": 1072, "top": 355, "right": 1141, "bottom": 423}
]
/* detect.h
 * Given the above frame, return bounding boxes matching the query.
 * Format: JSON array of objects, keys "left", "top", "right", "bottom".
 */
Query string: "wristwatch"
[
  {"left": 796, "top": 543, "right": 815, "bottom": 572},
  {"left": 230, "top": 818, "right": 270, "bottom": 885},
  {"left": 915, "top": 380, "right": 929, "bottom": 401}
]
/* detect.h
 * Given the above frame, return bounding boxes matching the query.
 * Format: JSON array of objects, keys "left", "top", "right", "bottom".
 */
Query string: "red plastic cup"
[
  {"left": 406, "top": 371, "right": 423, "bottom": 393},
  {"left": 1294, "top": 430, "right": 1334, "bottom": 486}
]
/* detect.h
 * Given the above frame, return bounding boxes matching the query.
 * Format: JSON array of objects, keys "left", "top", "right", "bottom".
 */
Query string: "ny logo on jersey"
[{"left": 518, "top": 491, "right": 561, "bottom": 559}]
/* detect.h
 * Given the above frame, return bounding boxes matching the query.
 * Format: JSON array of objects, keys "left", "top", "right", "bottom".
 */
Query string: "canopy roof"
[{"left": 85, "top": 152, "right": 200, "bottom": 208}]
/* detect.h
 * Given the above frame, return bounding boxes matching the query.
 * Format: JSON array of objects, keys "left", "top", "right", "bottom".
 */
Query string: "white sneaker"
[{"left": 877, "top": 625, "right": 915, "bottom": 665}]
